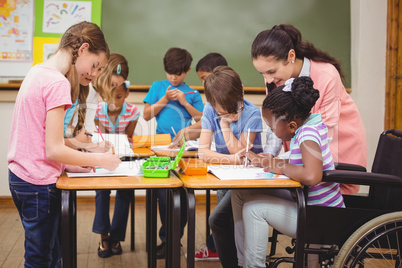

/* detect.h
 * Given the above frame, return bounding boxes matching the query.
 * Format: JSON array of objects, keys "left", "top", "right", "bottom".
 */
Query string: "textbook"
[
  {"left": 92, "top": 133, "right": 134, "bottom": 157},
  {"left": 66, "top": 160, "right": 145, "bottom": 178},
  {"left": 207, "top": 165, "right": 289, "bottom": 180}
]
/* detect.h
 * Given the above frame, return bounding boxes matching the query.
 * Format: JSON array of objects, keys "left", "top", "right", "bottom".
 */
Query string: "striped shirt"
[
  {"left": 289, "top": 113, "right": 344, "bottom": 207},
  {"left": 95, "top": 102, "right": 140, "bottom": 134}
]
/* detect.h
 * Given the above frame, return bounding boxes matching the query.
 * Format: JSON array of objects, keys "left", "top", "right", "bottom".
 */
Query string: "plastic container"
[{"left": 142, "top": 137, "right": 185, "bottom": 178}]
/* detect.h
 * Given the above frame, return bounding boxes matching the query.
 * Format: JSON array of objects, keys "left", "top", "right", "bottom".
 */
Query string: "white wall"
[{"left": 0, "top": 0, "right": 388, "bottom": 196}]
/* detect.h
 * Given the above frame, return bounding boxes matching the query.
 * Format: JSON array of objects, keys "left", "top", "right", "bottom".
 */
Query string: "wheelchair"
[{"left": 267, "top": 129, "right": 402, "bottom": 268}]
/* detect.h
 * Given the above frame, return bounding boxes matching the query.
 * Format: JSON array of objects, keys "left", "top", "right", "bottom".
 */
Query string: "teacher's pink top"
[{"left": 284, "top": 60, "right": 367, "bottom": 194}]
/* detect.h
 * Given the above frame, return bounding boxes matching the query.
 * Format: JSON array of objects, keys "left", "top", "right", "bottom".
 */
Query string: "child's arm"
[
  {"left": 45, "top": 106, "right": 121, "bottom": 170},
  {"left": 170, "top": 121, "right": 202, "bottom": 148},
  {"left": 263, "top": 140, "right": 323, "bottom": 187},
  {"left": 171, "top": 88, "right": 203, "bottom": 119},
  {"left": 125, "top": 119, "right": 138, "bottom": 141},
  {"left": 198, "top": 128, "right": 242, "bottom": 164},
  {"left": 143, "top": 86, "right": 175, "bottom": 121},
  {"left": 220, "top": 119, "right": 257, "bottom": 154}
]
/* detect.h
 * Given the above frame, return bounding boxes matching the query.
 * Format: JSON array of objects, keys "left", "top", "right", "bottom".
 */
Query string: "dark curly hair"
[{"left": 262, "top": 76, "right": 319, "bottom": 122}]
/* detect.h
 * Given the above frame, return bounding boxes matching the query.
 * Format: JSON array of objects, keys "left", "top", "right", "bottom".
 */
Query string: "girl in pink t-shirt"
[{"left": 7, "top": 21, "right": 121, "bottom": 267}]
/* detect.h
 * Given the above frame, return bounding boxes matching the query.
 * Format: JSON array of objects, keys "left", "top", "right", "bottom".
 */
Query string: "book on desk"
[{"left": 207, "top": 165, "right": 289, "bottom": 180}]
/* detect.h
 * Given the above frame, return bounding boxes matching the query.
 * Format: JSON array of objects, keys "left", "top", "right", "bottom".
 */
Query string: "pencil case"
[
  {"left": 142, "top": 137, "right": 185, "bottom": 178},
  {"left": 179, "top": 158, "right": 207, "bottom": 175},
  {"left": 132, "top": 134, "right": 171, "bottom": 148}
]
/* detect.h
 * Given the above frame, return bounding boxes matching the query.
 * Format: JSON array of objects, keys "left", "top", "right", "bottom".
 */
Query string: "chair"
[{"left": 267, "top": 129, "right": 402, "bottom": 267}]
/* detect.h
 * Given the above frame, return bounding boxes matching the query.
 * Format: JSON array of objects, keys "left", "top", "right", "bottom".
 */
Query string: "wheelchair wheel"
[{"left": 334, "top": 211, "right": 402, "bottom": 267}]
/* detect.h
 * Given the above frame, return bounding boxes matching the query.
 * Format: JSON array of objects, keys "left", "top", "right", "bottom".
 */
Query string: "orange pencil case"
[{"left": 179, "top": 158, "right": 208, "bottom": 175}]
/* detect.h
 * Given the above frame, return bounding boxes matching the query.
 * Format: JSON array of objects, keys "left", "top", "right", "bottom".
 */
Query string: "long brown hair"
[
  {"left": 251, "top": 24, "right": 344, "bottom": 80},
  {"left": 57, "top": 21, "right": 110, "bottom": 104}
]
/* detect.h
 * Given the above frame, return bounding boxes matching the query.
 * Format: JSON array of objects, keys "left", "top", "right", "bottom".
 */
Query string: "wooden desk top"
[
  {"left": 178, "top": 172, "right": 301, "bottom": 189},
  {"left": 154, "top": 150, "right": 198, "bottom": 158},
  {"left": 57, "top": 173, "right": 183, "bottom": 190}
]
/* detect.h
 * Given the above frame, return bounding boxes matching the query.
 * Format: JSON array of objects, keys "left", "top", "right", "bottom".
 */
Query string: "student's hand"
[
  {"left": 65, "top": 165, "right": 95, "bottom": 173},
  {"left": 175, "top": 90, "right": 188, "bottom": 106},
  {"left": 165, "top": 86, "right": 177, "bottom": 101},
  {"left": 85, "top": 141, "right": 112, "bottom": 153},
  {"left": 258, "top": 153, "right": 274, "bottom": 159},
  {"left": 75, "top": 128, "right": 92, "bottom": 143},
  {"left": 169, "top": 129, "right": 185, "bottom": 148},
  {"left": 100, "top": 152, "right": 122, "bottom": 171},
  {"left": 245, "top": 150, "right": 266, "bottom": 167}
]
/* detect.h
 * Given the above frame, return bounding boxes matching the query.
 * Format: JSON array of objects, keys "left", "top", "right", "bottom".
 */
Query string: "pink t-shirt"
[{"left": 8, "top": 65, "right": 72, "bottom": 185}]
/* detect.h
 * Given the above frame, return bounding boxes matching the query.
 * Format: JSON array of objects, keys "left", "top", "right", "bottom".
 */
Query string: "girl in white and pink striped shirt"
[{"left": 232, "top": 76, "right": 344, "bottom": 268}]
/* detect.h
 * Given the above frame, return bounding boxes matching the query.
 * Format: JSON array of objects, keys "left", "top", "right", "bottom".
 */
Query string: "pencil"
[
  {"left": 96, "top": 126, "right": 104, "bottom": 141},
  {"left": 171, "top": 126, "right": 177, "bottom": 136},
  {"left": 111, "top": 145, "right": 115, "bottom": 155},
  {"left": 244, "top": 128, "right": 250, "bottom": 167},
  {"left": 184, "top": 91, "right": 197, "bottom": 95}
]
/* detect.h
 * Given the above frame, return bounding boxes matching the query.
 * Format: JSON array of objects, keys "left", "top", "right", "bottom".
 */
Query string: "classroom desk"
[
  {"left": 177, "top": 171, "right": 305, "bottom": 268},
  {"left": 56, "top": 173, "right": 183, "bottom": 268}
]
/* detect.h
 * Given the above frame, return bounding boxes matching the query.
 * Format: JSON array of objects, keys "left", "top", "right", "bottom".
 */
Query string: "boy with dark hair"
[{"left": 143, "top": 47, "right": 204, "bottom": 259}]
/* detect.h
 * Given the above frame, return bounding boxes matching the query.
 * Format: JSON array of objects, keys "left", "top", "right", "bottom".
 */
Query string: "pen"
[
  {"left": 171, "top": 126, "right": 177, "bottom": 136},
  {"left": 184, "top": 91, "right": 197, "bottom": 95},
  {"left": 96, "top": 126, "right": 104, "bottom": 141},
  {"left": 244, "top": 128, "right": 250, "bottom": 167},
  {"left": 85, "top": 132, "right": 93, "bottom": 137},
  {"left": 111, "top": 145, "right": 115, "bottom": 155}
]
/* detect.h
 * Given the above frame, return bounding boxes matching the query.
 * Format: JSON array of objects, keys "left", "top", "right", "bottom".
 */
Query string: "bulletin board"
[{"left": 33, "top": 0, "right": 102, "bottom": 65}]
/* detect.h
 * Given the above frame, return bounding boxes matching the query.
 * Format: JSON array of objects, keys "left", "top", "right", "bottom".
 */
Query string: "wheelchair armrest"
[
  {"left": 322, "top": 170, "right": 402, "bottom": 188},
  {"left": 334, "top": 162, "right": 366, "bottom": 172}
]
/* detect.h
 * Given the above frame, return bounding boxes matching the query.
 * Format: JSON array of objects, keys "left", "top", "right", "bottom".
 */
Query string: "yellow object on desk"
[{"left": 132, "top": 134, "right": 171, "bottom": 148}]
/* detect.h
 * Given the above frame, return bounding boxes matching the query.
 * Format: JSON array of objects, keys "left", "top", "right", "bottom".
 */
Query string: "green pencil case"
[{"left": 142, "top": 137, "right": 185, "bottom": 178}]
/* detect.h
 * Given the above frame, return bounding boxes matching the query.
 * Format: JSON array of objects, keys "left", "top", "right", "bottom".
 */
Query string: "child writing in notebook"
[
  {"left": 7, "top": 21, "right": 121, "bottom": 267},
  {"left": 199, "top": 66, "right": 263, "bottom": 267},
  {"left": 91, "top": 54, "right": 139, "bottom": 258},
  {"left": 64, "top": 53, "right": 130, "bottom": 152},
  {"left": 232, "top": 77, "right": 344, "bottom": 268},
  {"left": 143, "top": 47, "right": 204, "bottom": 258},
  {"left": 170, "top": 52, "right": 228, "bottom": 149}
]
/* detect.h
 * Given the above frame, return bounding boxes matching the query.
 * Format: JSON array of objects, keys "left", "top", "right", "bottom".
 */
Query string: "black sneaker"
[
  {"left": 156, "top": 242, "right": 166, "bottom": 259},
  {"left": 98, "top": 238, "right": 112, "bottom": 258},
  {"left": 111, "top": 241, "right": 122, "bottom": 255}
]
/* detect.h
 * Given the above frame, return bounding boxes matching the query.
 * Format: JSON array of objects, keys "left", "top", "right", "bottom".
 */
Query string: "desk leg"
[
  {"left": 294, "top": 188, "right": 306, "bottom": 266},
  {"left": 206, "top": 189, "right": 211, "bottom": 243},
  {"left": 61, "top": 190, "right": 77, "bottom": 268},
  {"left": 185, "top": 188, "right": 196, "bottom": 268},
  {"left": 147, "top": 189, "right": 157, "bottom": 268},
  {"left": 166, "top": 188, "right": 181, "bottom": 268}
]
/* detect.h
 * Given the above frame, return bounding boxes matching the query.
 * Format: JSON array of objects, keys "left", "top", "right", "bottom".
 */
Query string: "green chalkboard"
[{"left": 101, "top": 0, "right": 351, "bottom": 87}]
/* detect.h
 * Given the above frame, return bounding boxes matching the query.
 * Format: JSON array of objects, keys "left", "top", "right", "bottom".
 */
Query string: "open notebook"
[
  {"left": 151, "top": 140, "right": 199, "bottom": 152},
  {"left": 66, "top": 160, "right": 145, "bottom": 177},
  {"left": 92, "top": 133, "right": 134, "bottom": 157},
  {"left": 207, "top": 165, "right": 289, "bottom": 180}
]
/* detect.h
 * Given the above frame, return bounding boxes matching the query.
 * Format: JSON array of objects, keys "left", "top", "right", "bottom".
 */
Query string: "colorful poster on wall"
[
  {"left": 0, "top": 0, "right": 34, "bottom": 61},
  {"left": 42, "top": 0, "right": 92, "bottom": 34}
]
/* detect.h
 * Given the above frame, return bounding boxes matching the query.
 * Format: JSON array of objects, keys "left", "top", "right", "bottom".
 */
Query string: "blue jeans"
[
  {"left": 209, "top": 190, "right": 239, "bottom": 268},
  {"left": 157, "top": 188, "right": 187, "bottom": 242},
  {"left": 9, "top": 170, "right": 61, "bottom": 268},
  {"left": 92, "top": 189, "right": 132, "bottom": 242}
]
